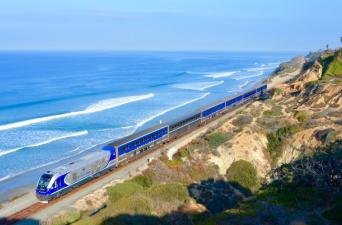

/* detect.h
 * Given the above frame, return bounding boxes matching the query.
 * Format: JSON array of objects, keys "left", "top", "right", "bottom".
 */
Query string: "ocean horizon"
[{"left": 0, "top": 51, "right": 298, "bottom": 199}]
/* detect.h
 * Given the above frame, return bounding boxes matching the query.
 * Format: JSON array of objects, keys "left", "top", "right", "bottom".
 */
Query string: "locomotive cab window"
[{"left": 38, "top": 174, "right": 53, "bottom": 188}]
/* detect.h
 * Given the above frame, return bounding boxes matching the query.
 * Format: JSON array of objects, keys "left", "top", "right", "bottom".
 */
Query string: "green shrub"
[
  {"left": 263, "top": 110, "right": 282, "bottom": 117},
  {"left": 295, "top": 111, "right": 309, "bottom": 122},
  {"left": 236, "top": 109, "right": 247, "bottom": 114},
  {"left": 107, "top": 181, "right": 144, "bottom": 203},
  {"left": 174, "top": 145, "right": 193, "bottom": 160},
  {"left": 114, "top": 194, "right": 153, "bottom": 215},
  {"left": 274, "top": 88, "right": 283, "bottom": 95},
  {"left": 231, "top": 115, "right": 252, "bottom": 127},
  {"left": 266, "top": 132, "right": 281, "bottom": 155},
  {"left": 207, "top": 132, "right": 231, "bottom": 148},
  {"left": 146, "top": 183, "right": 189, "bottom": 203},
  {"left": 267, "top": 124, "right": 301, "bottom": 161},
  {"left": 226, "top": 160, "right": 259, "bottom": 192},
  {"left": 165, "top": 158, "right": 183, "bottom": 169},
  {"left": 130, "top": 175, "right": 153, "bottom": 188}
]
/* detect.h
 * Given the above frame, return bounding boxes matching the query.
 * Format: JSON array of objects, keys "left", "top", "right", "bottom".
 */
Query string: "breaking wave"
[
  {"left": 0, "top": 93, "right": 154, "bottom": 131},
  {"left": 246, "top": 65, "right": 277, "bottom": 72},
  {"left": 204, "top": 71, "right": 239, "bottom": 78},
  {"left": 0, "top": 130, "right": 88, "bottom": 157},
  {"left": 0, "top": 175, "right": 10, "bottom": 182},
  {"left": 239, "top": 80, "right": 250, "bottom": 89},
  {"left": 172, "top": 81, "right": 224, "bottom": 91}
]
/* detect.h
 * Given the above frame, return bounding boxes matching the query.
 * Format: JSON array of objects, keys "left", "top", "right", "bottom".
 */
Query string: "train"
[{"left": 35, "top": 84, "right": 267, "bottom": 202}]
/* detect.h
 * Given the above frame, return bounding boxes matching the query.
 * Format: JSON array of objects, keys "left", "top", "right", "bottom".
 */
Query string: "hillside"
[
  {"left": 45, "top": 49, "right": 342, "bottom": 225},
  {"left": 320, "top": 48, "right": 342, "bottom": 82}
]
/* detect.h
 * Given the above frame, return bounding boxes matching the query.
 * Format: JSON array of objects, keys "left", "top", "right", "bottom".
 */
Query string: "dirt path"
[{"left": 268, "top": 57, "right": 305, "bottom": 89}]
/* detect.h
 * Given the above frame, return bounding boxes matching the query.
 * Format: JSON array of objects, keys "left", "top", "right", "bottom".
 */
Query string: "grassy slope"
[{"left": 320, "top": 49, "right": 342, "bottom": 81}]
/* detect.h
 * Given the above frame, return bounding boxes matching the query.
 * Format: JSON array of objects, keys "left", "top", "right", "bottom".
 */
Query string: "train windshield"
[{"left": 38, "top": 174, "right": 53, "bottom": 188}]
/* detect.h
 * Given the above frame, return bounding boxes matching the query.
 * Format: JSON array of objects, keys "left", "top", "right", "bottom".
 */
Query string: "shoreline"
[
  {"left": 0, "top": 79, "right": 274, "bottom": 203},
  {"left": 0, "top": 53, "right": 302, "bottom": 220},
  {"left": 0, "top": 80, "right": 274, "bottom": 217}
]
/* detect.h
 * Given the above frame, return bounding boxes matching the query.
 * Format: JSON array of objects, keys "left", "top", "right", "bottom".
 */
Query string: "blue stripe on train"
[
  {"left": 102, "top": 145, "right": 116, "bottom": 161},
  {"left": 202, "top": 102, "right": 225, "bottom": 117},
  {"left": 118, "top": 127, "right": 168, "bottom": 156}
]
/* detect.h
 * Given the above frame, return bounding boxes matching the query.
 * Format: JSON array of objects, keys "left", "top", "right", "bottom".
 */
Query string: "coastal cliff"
[{"left": 46, "top": 49, "right": 342, "bottom": 225}]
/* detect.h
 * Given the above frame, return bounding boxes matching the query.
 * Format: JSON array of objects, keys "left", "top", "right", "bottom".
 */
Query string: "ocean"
[{"left": 0, "top": 51, "right": 297, "bottom": 199}]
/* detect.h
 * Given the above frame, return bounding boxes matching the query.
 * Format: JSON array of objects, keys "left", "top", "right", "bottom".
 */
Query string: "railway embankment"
[{"left": 43, "top": 49, "right": 342, "bottom": 225}]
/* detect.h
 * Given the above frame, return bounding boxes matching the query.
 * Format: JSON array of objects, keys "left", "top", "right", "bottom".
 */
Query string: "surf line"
[
  {"left": 0, "top": 130, "right": 88, "bottom": 157},
  {"left": 0, "top": 93, "right": 154, "bottom": 131}
]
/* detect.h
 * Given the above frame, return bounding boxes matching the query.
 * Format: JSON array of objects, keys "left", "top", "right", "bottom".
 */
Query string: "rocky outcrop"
[{"left": 210, "top": 125, "right": 270, "bottom": 177}]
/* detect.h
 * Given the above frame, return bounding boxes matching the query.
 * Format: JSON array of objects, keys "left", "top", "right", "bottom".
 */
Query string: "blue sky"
[{"left": 0, "top": 0, "right": 341, "bottom": 51}]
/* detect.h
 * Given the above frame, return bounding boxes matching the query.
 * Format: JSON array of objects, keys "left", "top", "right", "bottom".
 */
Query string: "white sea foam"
[
  {"left": 0, "top": 175, "right": 10, "bottom": 182},
  {"left": 234, "top": 72, "right": 264, "bottom": 80},
  {"left": 133, "top": 92, "right": 210, "bottom": 131},
  {"left": 227, "top": 90, "right": 238, "bottom": 94},
  {"left": 0, "top": 93, "right": 154, "bottom": 131},
  {"left": 204, "top": 71, "right": 239, "bottom": 78},
  {"left": 0, "top": 130, "right": 88, "bottom": 157},
  {"left": 173, "top": 81, "right": 223, "bottom": 91},
  {"left": 239, "top": 80, "right": 250, "bottom": 89},
  {"left": 246, "top": 66, "right": 277, "bottom": 72}
]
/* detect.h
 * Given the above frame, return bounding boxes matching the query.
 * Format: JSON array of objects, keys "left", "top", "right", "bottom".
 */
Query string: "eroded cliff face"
[{"left": 209, "top": 57, "right": 341, "bottom": 178}]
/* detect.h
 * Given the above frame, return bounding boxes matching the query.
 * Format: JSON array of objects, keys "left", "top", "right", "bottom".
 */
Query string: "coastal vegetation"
[
  {"left": 206, "top": 131, "right": 232, "bottom": 148},
  {"left": 226, "top": 160, "right": 259, "bottom": 192},
  {"left": 320, "top": 49, "right": 342, "bottom": 79},
  {"left": 295, "top": 111, "right": 309, "bottom": 122},
  {"left": 45, "top": 48, "right": 342, "bottom": 225},
  {"left": 263, "top": 109, "right": 282, "bottom": 117},
  {"left": 266, "top": 124, "right": 301, "bottom": 162}
]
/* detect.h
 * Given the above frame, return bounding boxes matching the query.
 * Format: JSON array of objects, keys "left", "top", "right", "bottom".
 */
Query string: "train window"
[{"left": 38, "top": 174, "right": 53, "bottom": 188}]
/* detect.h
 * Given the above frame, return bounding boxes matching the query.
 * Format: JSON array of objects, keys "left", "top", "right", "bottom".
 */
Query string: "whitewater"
[
  {"left": 0, "top": 130, "right": 88, "bottom": 157},
  {"left": 0, "top": 93, "right": 154, "bottom": 131},
  {"left": 0, "top": 51, "right": 295, "bottom": 197}
]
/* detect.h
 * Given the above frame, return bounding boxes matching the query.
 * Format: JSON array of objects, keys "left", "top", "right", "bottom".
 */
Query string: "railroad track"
[{"left": 1, "top": 98, "right": 254, "bottom": 225}]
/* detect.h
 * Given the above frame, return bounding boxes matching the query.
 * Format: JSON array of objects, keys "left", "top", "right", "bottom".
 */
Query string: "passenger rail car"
[
  {"left": 169, "top": 113, "right": 202, "bottom": 136},
  {"left": 36, "top": 84, "right": 267, "bottom": 202}
]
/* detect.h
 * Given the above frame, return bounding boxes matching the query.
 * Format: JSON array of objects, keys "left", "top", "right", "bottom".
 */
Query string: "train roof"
[
  {"left": 198, "top": 98, "right": 226, "bottom": 112},
  {"left": 106, "top": 123, "right": 168, "bottom": 147},
  {"left": 167, "top": 110, "right": 201, "bottom": 125},
  {"left": 47, "top": 150, "right": 109, "bottom": 175},
  {"left": 197, "top": 83, "right": 266, "bottom": 112}
]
